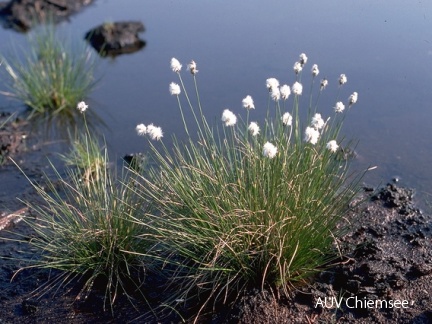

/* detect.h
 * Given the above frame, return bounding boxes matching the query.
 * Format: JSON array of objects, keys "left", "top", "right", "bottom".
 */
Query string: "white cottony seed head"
[
  {"left": 280, "top": 84, "right": 291, "bottom": 100},
  {"left": 282, "top": 112, "right": 292, "bottom": 126},
  {"left": 304, "top": 126, "right": 320, "bottom": 145},
  {"left": 170, "top": 57, "right": 182, "bottom": 73},
  {"left": 271, "top": 87, "right": 281, "bottom": 101},
  {"left": 266, "top": 78, "right": 279, "bottom": 91},
  {"left": 188, "top": 60, "right": 198, "bottom": 75},
  {"left": 248, "top": 122, "right": 260, "bottom": 136},
  {"left": 263, "top": 142, "right": 278, "bottom": 158},
  {"left": 334, "top": 101, "right": 345, "bottom": 113},
  {"left": 311, "top": 64, "right": 319, "bottom": 77},
  {"left": 169, "top": 82, "right": 181, "bottom": 95},
  {"left": 293, "top": 61, "right": 303, "bottom": 74},
  {"left": 326, "top": 140, "right": 339, "bottom": 153},
  {"left": 221, "top": 109, "right": 237, "bottom": 126},
  {"left": 242, "top": 95, "right": 255, "bottom": 109},
  {"left": 349, "top": 92, "right": 358, "bottom": 106},
  {"left": 146, "top": 124, "right": 163, "bottom": 140},
  {"left": 311, "top": 113, "right": 325, "bottom": 130},
  {"left": 136, "top": 123, "right": 147, "bottom": 136},
  {"left": 339, "top": 74, "right": 347, "bottom": 86},
  {"left": 299, "top": 53, "right": 308, "bottom": 65},
  {"left": 77, "top": 101, "right": 88, "bottom": 113},
  {"left": 320, "top": 78, "right": 328, "bottom": 91},
  {"left": 292, "top": 82, "right": 303, "bottom": 95}
]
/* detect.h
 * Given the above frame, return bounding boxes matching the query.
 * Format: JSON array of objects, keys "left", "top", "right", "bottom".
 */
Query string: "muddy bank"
[
  {"left": 1, "top": 183, "right": 430, "bottom": 323},
  {"left": 0, "top": 112, "right": 62, "bottom": 212},
  {"left": 229, "top": 185, "right": 431, "bottom": 323},
  {"left": 0, "top": 112, "right": 27, "bottom": 164}
]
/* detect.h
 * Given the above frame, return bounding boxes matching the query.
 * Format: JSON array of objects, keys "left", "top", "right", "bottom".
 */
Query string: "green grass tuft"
[
  {"left": 9, "top": 115, "right": 153, "bottom": 312},
  {"left": 131, "top": 56, "right": 364, "bottom": 317},
  {"left": 1, "top": 24, "right": 98, "bottom": 118}
]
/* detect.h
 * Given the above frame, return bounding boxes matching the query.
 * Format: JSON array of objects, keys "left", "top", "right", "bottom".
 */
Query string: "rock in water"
[
  {"left": 0, "top": 0, "right": 95, "bottom": 31},
  {"left": 85, "top": 21, "right": 146, "bottom": 57}
]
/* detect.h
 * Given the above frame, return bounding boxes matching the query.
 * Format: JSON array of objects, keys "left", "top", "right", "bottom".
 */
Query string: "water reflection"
[{"left": 27, "top": 107, "right": 105, "bottom": 143}]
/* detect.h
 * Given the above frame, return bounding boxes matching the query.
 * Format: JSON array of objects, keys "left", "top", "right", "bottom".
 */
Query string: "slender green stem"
[
  {"left": 176, "top": 94, "right": 189, "bottom": 136},
  {"left": 177, "top": 72, "right": 204, "bottom": 137}
]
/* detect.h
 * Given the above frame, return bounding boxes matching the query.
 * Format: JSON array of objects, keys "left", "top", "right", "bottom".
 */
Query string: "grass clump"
[
  {"left": 3, "top": 55, "right": 364, "bottom": 319},
  {"left": 132, "top": 55, "right": 364, "bottom": 315},
  {"left": 61, "top": 110, "right": 107, "bottom": 184},
  {"left": 9, "top": 105, "right": 152, "bottom": 312},
  {"left": 1, "top": 25, "right": 98, "bottom": 118}
]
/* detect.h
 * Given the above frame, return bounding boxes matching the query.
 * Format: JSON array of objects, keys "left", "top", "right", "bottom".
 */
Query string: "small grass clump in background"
[
  {"left": 1, "top": 24, "right": 98, "bottom": 118},
  {"left": 132, "top": 55, "right": 364, "bottom": 316}
]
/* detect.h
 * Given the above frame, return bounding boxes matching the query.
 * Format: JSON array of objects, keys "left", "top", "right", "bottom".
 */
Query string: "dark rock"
[
  {"left": 363, "top": 185, "right": 375, "bottom": 192},
  {"left": 85, "top": 21, "right": 146, "bottom": 57},
  {"left": 123, "top": 152, "right": 147, "bottom": 171},
  {"left": 0, "top": 0, "right": 94, "bottom": 31}
]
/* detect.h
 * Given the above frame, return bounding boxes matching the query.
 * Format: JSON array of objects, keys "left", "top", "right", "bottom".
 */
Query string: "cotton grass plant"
[
  {"left": 0, "top": 24, "right": 98, "bottom": 118},
  {"left": 8, "top": 103, "right": 152, "bottom": 312},
  {"left": 60, "top": 101, "right": 107, "bottom": 183},
  {"left": 131, "top": 55, "right": 363, "bottom": 316}
]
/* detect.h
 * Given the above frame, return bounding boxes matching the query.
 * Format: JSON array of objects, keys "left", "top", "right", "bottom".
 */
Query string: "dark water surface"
[{"left": 1, "top": 0, "right": 432, "bottom": 203}]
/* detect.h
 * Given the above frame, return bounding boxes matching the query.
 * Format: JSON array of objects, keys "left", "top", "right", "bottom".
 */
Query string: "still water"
[{"left": 1, "top": 0, "right": 432, "bottom": 202}]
